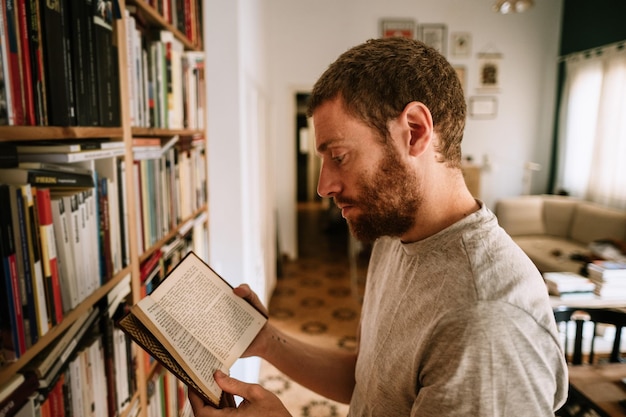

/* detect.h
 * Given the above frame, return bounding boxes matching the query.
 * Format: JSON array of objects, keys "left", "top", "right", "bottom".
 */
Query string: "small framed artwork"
[
  {"left": 469, "top": 96, "right": 497, "bottom": 118},
  {"left": 477, "top": 52, "right": 503, "bottom": 92},
  {"left": 453, "top": 65, "right": 467, "bottom": 94},
  {"left": 451, "top": 32, "right": 471, "bottom": 58},
  {"left": 380, "top": 19, "right": 416, "bottom": 39},
  {"left": 419, "top": 24, "right": 447, "bottom": 56}
]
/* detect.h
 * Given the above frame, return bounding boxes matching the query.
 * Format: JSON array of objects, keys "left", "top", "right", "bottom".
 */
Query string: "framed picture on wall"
[
  {"left": 380, "top": 19, "right": 417, "bottom": 39},
  {"left": 469, "top": 96, "right": 498, "bottom": 118},
  {"left": 477, "top": 52, "right": 503, "bottom": 92},
  {"left": 419, "top": 24, "right": 447, "bottom": 56},
  {"left": 451, "top": 32, "right": 472, "bottom": 58}
]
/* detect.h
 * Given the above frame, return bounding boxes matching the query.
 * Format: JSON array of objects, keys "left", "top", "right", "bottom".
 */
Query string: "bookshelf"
[{"left": 0, "top": 0, "right": 207, "bottom": 416}]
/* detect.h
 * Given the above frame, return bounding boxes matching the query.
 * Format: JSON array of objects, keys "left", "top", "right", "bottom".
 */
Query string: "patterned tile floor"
[{"left": 259, "top": 202, "right": 367, "bottom": 417}]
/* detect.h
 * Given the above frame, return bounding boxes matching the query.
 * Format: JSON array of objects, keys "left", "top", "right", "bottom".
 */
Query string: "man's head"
[
  {"left": 307, "top": 37, "right": 466, "bottom": 167},
  {"left": 310, "top": 38, "right": 467, "bottom": 242}
]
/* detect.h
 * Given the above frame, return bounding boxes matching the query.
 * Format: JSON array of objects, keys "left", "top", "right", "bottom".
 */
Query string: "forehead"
[{"left": 313, "top": 98, "right": 375, "bottom": 153}]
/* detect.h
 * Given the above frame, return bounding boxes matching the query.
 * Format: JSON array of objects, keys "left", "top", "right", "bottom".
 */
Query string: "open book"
[{"left": 117, "top": 251, "right": 267, "bottom": 407}]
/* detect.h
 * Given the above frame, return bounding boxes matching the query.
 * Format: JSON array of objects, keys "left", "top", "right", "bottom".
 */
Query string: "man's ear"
[{"left": 403, "top": 101, "right": 433, "bottom": 156}]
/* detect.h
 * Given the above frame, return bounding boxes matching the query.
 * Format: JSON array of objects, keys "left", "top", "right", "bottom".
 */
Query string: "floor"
[{"left": 258, "top": 202, "right": 367, "bottom": 417}]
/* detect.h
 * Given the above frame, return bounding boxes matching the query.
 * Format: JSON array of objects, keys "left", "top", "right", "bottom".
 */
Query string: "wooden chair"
[
  {"left": 553, "top": 306, "right": 626, "bottom": 417},
  {"left": 553, "top": 306, "right": 626, "bottom": 365}
]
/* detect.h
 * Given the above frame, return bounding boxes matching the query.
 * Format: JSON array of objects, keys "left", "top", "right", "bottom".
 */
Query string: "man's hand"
[{"left": 188, "top": 371, "right": 292, "bottom": 417}]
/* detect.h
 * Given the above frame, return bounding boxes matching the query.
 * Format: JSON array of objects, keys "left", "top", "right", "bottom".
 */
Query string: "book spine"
[
  {"left": 36, "top": 187, "right": 64, "bottom": 325},
  {"left": 25, "top": 0, "right": 46, "bottom": 125},
  {"left": 0, "top": 2, "right": 15, "bottom": 125},
  {"left": 5, "top": 0, "right": 25, "bottom": 125},
  {"left": 50, "top": 196, "right": 77, "bottom": 312},
  {"left": 0, "top": 184, "right": 26, "bottom": 358},
  {"left": 15, "top": 188, "right": 39, "bottom": 344},
  {"left": 39, "top": 0, "right": 74, "bottom": 126},
  {"left": 92, "top": 0, "right": 118, "bottom": 126},
  {"left": 68, "top": 0, "right": 97, "bottom": 126},
  {"left": 23, "top": 184, "right": 50, "bottom": 335},
  {"left": 15, "top": 0, "right": 35, "bottom": 125},
  {"left": 0, "top": 372, "right": 38, "bottom": 416}
]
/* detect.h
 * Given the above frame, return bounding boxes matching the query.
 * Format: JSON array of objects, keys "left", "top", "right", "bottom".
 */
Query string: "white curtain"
[{"left": 556, "top": 43, "right": 626, "bottom": 209}]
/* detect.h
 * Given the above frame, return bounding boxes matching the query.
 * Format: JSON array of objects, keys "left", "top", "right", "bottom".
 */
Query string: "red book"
[
  {"left": 35, "top": 187, "right": 64, "bottom": 325},
  {"left": 4, "top": 0, "right": 25, "bottom": 125},
  {"left": 15, "top": 0, "right": 36, "bottom": 125}
]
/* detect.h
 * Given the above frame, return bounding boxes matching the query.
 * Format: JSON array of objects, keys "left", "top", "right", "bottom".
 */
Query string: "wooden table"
[{"left": 567, "top": 363, "right": 626, "bottom": 416}]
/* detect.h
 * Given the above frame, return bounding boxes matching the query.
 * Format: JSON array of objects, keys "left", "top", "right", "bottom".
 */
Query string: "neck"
[{"left": 401, "top": 169, "right": 479, "bottom": 243}]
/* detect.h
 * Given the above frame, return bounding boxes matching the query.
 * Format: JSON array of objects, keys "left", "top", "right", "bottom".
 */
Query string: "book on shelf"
[
  {"left": 0, "top": 166, "right": 95, "bottom": 188},
  {"left": 24, "top": 307, "right": 99, "bottom": 380},
  {"left": 0, "top": 1, "right": 14, "bottom": 125},
  {"left": 15, "top": 0, "right": 36, "bottom": 125},
  {"left": 5, "top": 0, "right": 25, "bottom": 126},
  {"left": 117, "top": 251, "right": 268, "bottom": 408},
  {"left": 23, "top": 184, "right": 51, "bottom": 337},
  {"left": 0, "top": 371, "right": 38, "bottom": 417},
  {"left": 92, "top": 0, "right": 120, "bottom": 127},
  {"left": 25, "top": 0, "right": 48, "bottom": 125},
  {"left": 35, "top": 187, "right": 65, "bottom": 326},
  {"left": 543, "top": 271, "right": 596, "bottom": 297},
  {"left": 7, "top": 183, "right": 38, "bottom": 348},
  {"left": 39, "top": 0, "right": 76, "bottom": 126},
  {"left": 68, "top": 0, "right": 98, "bottom": 126},
  {"left": 0, "top": 184, "right": 26, "bottom": 361},
  {"left": 17, "top": 146, "right": 125, "bottom": 163},
  {"left": 15, "top": 140, "right": 125, "bottom": 154}
]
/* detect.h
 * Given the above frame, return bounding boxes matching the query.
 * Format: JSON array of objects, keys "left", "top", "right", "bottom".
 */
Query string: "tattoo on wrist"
[{"left": 272, "top": 335, "right": 287, "bottom": 344}]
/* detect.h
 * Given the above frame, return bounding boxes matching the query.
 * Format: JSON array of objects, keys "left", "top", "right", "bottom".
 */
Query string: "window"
[{"left": 555, "top": 43, "right": 626, "bottom": 209}]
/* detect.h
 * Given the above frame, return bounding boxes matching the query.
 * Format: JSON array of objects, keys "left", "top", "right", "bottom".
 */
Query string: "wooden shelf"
[
  {"left": 131, "top": 127, "right": 205, "bottom": 137},
  {"left": 0, "top": 126, "right": 124, "bottom": 142},
  {"left": 0, "top": 267, "right": 132, "bottom": 383}
]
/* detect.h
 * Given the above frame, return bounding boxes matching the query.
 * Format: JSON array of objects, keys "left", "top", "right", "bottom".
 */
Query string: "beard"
[{"left": 336, "top": 145, "right": 422, "bottom": 243}]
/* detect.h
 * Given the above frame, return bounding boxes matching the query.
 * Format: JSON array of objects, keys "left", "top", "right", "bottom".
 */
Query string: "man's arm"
[{"left": 235, "top": 284, "right": 358, "bottom": 404}]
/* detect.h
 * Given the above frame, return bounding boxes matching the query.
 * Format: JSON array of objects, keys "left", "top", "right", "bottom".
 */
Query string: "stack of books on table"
[
  {"left": 586, "top": 260, "right": 626, "bottom": 299},
  {"left": 543, "top": 271, "right": 596, "bottom": 299}
]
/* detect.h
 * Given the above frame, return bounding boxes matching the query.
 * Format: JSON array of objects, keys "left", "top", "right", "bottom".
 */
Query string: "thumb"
[{"left": 214, "top": 370, "right": 253, "bottom": 398}]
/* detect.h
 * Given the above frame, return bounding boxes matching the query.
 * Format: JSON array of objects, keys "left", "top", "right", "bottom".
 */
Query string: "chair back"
[{"left": 553, "top": 306, "right": 626, "bottom": 365}]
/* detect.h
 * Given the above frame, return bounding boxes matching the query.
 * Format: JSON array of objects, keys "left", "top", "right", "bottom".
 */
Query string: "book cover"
[
  {"left": 16, "top": 139, "right": 125, "bottom": 153},
  {"left": 34, "top": 187, "right": 63, "bottom": 326},
  {"left": 39, "top": 0, "right": 75, "bottom": 126},
  {"left": 117, "top": 251, "right": 267, "bottom": 408}
]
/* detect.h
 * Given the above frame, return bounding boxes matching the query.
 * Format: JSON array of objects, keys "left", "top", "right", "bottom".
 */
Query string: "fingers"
[{"left": 233, "top": 284, "right": 268, "bottom": 316}]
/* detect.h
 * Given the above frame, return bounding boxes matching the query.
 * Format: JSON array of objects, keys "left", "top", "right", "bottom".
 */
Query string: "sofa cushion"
[
  {"left": 514, "top": 236, "right": 589, "bottom": 273},
  {"left": 542, "top": 196, "right": 578, "bottom": 238},
  {"left": 495, "top": 196, "right": 545, "bottom": 236},
  {"left": 569, "top": 203, "right": 626, "bottom": 245}
]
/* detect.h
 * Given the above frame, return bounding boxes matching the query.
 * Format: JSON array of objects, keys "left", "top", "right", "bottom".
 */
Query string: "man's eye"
[{"left": 332, "top": 154, "right": 345, "bottom": 164}]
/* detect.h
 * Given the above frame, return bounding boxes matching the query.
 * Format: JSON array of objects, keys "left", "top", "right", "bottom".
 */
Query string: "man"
[{"left": 190, "top": 37, "right": 568, "bottom": 416}]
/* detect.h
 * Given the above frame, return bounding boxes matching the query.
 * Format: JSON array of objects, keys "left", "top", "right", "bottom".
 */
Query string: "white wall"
[
  {"left": 205, "top": 0, "right": 273, "bottom": 384},
  {"left": 267, "top": 0, "right": 564, "bottom": 260}
]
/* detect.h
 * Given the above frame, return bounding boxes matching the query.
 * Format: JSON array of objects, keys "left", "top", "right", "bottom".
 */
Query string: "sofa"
[{"left": 494, "top": 195, "right": 626, "bottom": 274}]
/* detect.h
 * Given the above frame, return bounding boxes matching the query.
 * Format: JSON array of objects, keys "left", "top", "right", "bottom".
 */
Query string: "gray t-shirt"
[{"left": 348, "top": 203, "right": 568, "bottom": 416}]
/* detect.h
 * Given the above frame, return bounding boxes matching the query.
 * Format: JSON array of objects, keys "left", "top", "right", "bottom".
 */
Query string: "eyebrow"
[{"left": 316, "top": 138, "right": 342, "bottom": 154}]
